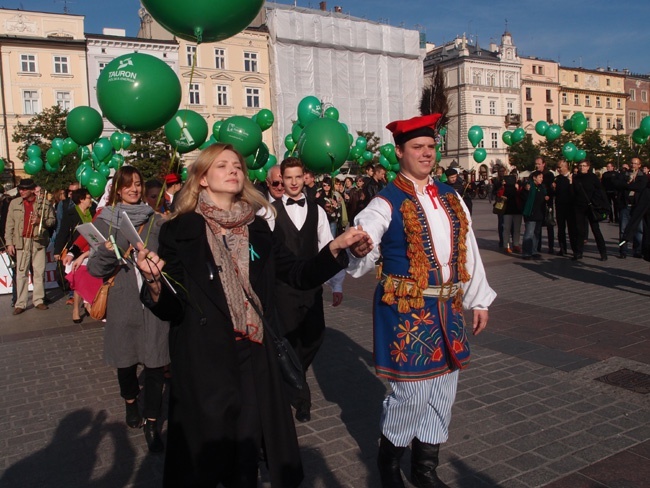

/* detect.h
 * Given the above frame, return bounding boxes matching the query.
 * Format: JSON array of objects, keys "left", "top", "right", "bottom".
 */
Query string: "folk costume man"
[
  {"left": 348, "top": 115, "right": 496, "bottom": 488},
  {"left": 4, "top": 178, "right": 56, "bottom": 315},
  {"left": 272, "top": 157, "right": 345, "bottom": 422}
]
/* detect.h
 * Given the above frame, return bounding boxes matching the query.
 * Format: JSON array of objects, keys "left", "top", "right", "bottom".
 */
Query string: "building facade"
[
  {"left": 624, "top": 74, "right": 650, "bottom": 136},
  {"left": 424, "top": 32, "right": 522, "bottom": 176},
  {"left": 520, "top": 56, "right": 560, "bottom": 144},
  {"left": 0, "top": 9, "right": 88, "bottom": 178},
  {"left": 138, "top": 9, "right": 274, "bottom": 158},
  {"left": 558, "top": 67, "right": 627, "bottom": 139}
]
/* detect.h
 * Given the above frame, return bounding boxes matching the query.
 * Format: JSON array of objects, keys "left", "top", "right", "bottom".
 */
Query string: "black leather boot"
[
  {"left": 125, "top": 399, "right": 142, "bottom": 429},
  {"left": 143, "top": 419, "right": 164, "bottom": 453},
  {"left": 377, "top": 434, "right": 406, "bottom": 488},
  {"left": 411, "top": 438, "right": 449, "bottom": 488}
]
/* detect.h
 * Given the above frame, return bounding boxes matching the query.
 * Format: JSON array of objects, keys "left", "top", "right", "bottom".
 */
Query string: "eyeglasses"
[{"left": 270, "top": 181, "right": 283, "bottom": 187}]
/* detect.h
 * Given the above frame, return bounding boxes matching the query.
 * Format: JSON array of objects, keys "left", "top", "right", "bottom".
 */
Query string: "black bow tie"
[{"left": 286, "top": 198, "right": 305, "bottom": 207}]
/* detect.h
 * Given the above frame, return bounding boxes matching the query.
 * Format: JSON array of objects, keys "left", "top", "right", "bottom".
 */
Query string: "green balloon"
[
  {"left": 640, "top": 116, "right": 650, "bottom": 138},
  {"left": 473, "top": 148, "right": 487, "bottom": 163},
  {"left": 97, "top": 53, "right": 181, "bottom": 132},
  {"left": 219, "top": 116, "right": 263, "bottom": 157},
  {"left": 545, "top": 125, "right": 562, "bottom": 141},
  {"left": 512, "top": 128, "right": 526, "bottom": 144},
  {"left": 324, "top": 107, "right": 339, "bottom": 121},
  {"left": 386, "top": 171, "right": 397, "bottom": 182},
  {"left": 80, "top": 167, "right": 94, "bottom": 187},
  {"left": 110, "top": 132, "right": 122, "bottom": 151},
  {"left": 108, "top": 153, "right": 125, "bottom": 169},
  {"left": 291, "top": 122, "right": 304, "bottom": 144},
  {"left": 632, "top": 129, "right": 648, "bottom": 145},
  {"left": 436, "top": 150, "right": 442, "bottom": 163},
  {"left": 502, "top": 131, "right": 513, "bottom": 146},
  {"left": 249, "top": 167, "right": 267, "bottom": 182},
  {"left": 0, "top": 158, "right": 5, "bottom": 173},
  {"left": 380, "top": 144, "right": 398, "bottom": 165},
  {"left": 212, "top": 121, "right": 223, "bottom": 140},
  {"left": 297, "top": 96, "right": 322, "bottom": 126},
  {"left": 379, "top": 155, "right": 390, "bottom": 169},
  {"left": 563, "top": 119, "right": 573, "bottom": 132},
  {"left": 562, "top": 142, "right": 577, "bottom": 161},
  {"left": 93, "top": 137, "right": 113, "bottom": 162},
  {"left": 439, "top": 127, "right": 448, "bottom": 137},
  {"left": 141, "top": 0, "right": 264, "bottom": 43},
  {"left": 349, "top": 146, "right": 362, "bottom": 160},
  {"left": 66, "top": 106, "right": 103, "bottom": 146},
  {"left": 297, "top": 118, "right": 349, "bottom": 173},
  {"left": 26, "top": 145, "right": 41, "bottom": 159},
  {"left": 246, "top": 142, "right": 269, "bottom": 170},
  {"left": 62, "top": 137, "right": 78, "bottom": 156},
  {"left": 200, "top": 135, "right": 218, "bottom": 150},
  {"left": 255, "top": 109, "right": 274, "bottom": 131},
  {"left": 86, "top": 171, "right": 108, "bottom": 198},
  {"left": 51, "top": 138, "right": 64, "bottom": 152},
  {"left": 572, "top": 117, "right": 587, "bottom": 135},
  {"left": 181, "top": 167, "right": 188, "bottom": 182},
  {"left": 263, "top": 154, "right": 277, "bottom": 170},
  {"left": 46, "top": 148, "right": 62, "bottom": 166},
  {"left": 467, "top": 125, "right": 484, "bottom": 148},
  {"left": 98, "top": 164, "right": 111, "bottom": 178},
  {"left": 535, "top": 121, "right": 549, "bottom": 136},
  {"left": 285, "top": 134, "right": 296, "bottom": 151},
  {"left": 362, "top": 150, "right": 373, "bottom": 162},
  {"left": 347, "top": 133, "right": 354, "bottom": 147},
  {"left": 165, "top": 109, "right": 208, "bottom": 153},
  {"left": 121, "top": 133, "right": 132, "bottom": 150},
  {"left": 45, "top": 161, "right": 58, "bottom": 173},
  {"left": 78, "top": 146, "right": 91, "bottom": 160},
  {"left": 575, "top": 149, "right": 587, "bottom": 162},
  {"left": 24, "top": 158, "right": 43, "bottom": 175},
  {"left": 356, "top": 137, "right": 368, "bottom": 150}
]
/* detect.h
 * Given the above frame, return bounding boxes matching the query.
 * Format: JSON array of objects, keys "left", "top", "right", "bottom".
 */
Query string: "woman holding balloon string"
[
  {"left": 86, "top": 166, "right": 169, "bottom": 453},
  {"left": 135, "top": 143, "right": 372, "bottom": 487}
]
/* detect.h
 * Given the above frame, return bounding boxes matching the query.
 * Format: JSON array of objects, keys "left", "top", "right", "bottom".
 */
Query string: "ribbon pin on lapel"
[{"left": 249, "top": 244, "right": 260, "bottom": 262}]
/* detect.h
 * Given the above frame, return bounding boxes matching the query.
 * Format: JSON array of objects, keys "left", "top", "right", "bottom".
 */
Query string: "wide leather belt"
[{"left": 382, "top": 275, "right": 460, "bottom": 301}]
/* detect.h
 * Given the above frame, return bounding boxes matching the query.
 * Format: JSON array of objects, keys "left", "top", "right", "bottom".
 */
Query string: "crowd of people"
[{"left": 491, "top": 156, "right": 648, "bottom": 262}]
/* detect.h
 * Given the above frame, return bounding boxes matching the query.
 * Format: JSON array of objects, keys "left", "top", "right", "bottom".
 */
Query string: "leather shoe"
[
  {"left": 35, "top": 304, "right": 48, "bottom": 310},
  {"left": 143, "top": 419, "right": 164, "bottom": 453},
  {"left": 295, "top": 407, "right": 311, "bottom": 423},
  {"left": 13, "top": 307, "right": 25, "bottom": 315},
  {"left": 125, "top": 400, "right": 142, "bottom": 429}
]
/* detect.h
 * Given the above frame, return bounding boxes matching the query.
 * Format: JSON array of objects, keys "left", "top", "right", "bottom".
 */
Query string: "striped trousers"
[{"left": 381, "top": 370, "right": 459, "bottom": 447}]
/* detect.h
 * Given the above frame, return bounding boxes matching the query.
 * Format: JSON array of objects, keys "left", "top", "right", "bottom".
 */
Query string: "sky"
[{"left": 2, "top": 0, "right": 649, "bottom": 75}]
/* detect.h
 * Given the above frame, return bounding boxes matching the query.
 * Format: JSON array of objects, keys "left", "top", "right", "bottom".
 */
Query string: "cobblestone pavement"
[{"left": 0, "top": 198, "right": 649, "bottom": 487}]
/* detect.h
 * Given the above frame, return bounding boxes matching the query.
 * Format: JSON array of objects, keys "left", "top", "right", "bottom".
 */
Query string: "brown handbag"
[{"left": 89, "top": 274, "right": 116, "bottom": 321}]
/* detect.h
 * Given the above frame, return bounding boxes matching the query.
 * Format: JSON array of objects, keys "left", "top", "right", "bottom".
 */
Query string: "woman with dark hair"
[
  {"left": 87, "top": 166, "right": 169, "bottom": 452},
  {"left": 53, "top": 188, "right": 94, "bottom": 322},
  {"left": 135, "top": 144, "right": 370, "bottom": 487}
]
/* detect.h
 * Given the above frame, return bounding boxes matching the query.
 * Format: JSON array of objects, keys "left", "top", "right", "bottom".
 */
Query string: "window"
[
  {"left": 574, "top": 94, "right": 580, "bottom": 106},
  {"left": 20, "top": 54, "right": 36, "bottom": 73},
  {"left": 546, "top": 109, "right": 552, "bottom": 123},
  {"left": 23, "top": 90, "right": 39, "bottom": 114},
  {"left": 189, "top": 83, "right": 200, "bottom": 105},
  {"left": 629, "top": 111, "right": 637, "bottom": 129},
  {"left": 186, "top": 45, "right": 197, "bottom": 66},
  {"left": 562, "top": 92, "right": 568, "bottom": 105},
  {"left": 244, "top": 52, "right": 258, "bottom": 72},
  {"left": 526, "top": 107, "right": 533, "bottom": 121},
  {"left": 216, "top": 85, "right": 229, "bottom": 106},
  {"left": 606, "top": 97, "right": 611, "bottom": 109},
  {"left": 214, "top": 48, "right": 226, "bottom": 69},
  {"left": 642, "top": 91, "right": 648, "bottom": 103},
  {"left": 53, "top": 55, "right": 69, "bottom": 74},
  {"left": 245, "top": 87, "right": 260, "bottom": 108},
  {"left": 56, "top": 91, "right": 71, "bottom": 110},
  {"left": 616, "top": 118, "right": 623, "bottom": 129},
  {"left": 617, "top": 98, "right": 622, "bottom": 109},
  {"left": 478, "top": 139, "right": 485, "bottom": 148},
  {"left": 596, "top": 118, "right": 601, "bottom": 129},
  {"left": 596, "top": 96, "right": 601, "bottom": 108},
  {"left": 606, "top": 78, "right": 611, "bottom": 86},
  {"left": 532, "top": 65, "right": 537, "bottom": 74},
  {"left": 546, "top": 89, "right": 552, "bottom": 103},
  {"left": 486, "top": 72, "right": 495, "bottom": 86},
  {"left": 525, "top": 87, "right": 532, "bottom": 101},
  {"left": 539, "top": 65, "right": 544, "bottom": 75},
  {"left": 474, "top": 99, "right": 482, "bottom": 114},
  {"left": 98, "top": 61, "right": 108, "bottom": 72},
  {"left": 489, "top": 100, "right": 496, "bottom": 115},
  {"left": 586, "top": 117, "right": 591, "bottom": 128},
  {"left": 472, "top": 70, "right": 481, "bottom": 85},
  {"left": 507, "top": 101, "right": 514, "bottom": 115},
  {"left": 505, "top": 74, "right": 514, "bottom": 88},
  {"left": 491, "top": 132, "right": 498, "bottom": 149},
  {"left": 574, "top": 74, "right": 578, "bottom": 82},
  {"left": 606, "top": 118, "right": 611, "bottom": 129},
  {"left": 642, "top": 111, "right": 650, "bottom": 120},
  {"left": 630, "top": 89, "right": 636, "bottom": 102},
  {"left": 585, "top": 95, "right": 591, "bottom": 107}
]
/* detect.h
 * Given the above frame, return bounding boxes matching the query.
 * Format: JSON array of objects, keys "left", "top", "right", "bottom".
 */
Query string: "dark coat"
[
  {"left": 144, "top": 212, "right": 346, "bottom": 487},
  {"left": 53, "top": 205, "right": 95, "bottom": 256},
  {"left": 572, "top": 171, "right": 608, "bottom": 210}
]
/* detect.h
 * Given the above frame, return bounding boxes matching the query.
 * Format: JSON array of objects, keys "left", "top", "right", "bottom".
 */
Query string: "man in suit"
[
  {"left": 272, "top": 157, "right": 344, "bottom": 422},
  {"left": 553, "top": 160, "right": 575, "bottom": 256}
]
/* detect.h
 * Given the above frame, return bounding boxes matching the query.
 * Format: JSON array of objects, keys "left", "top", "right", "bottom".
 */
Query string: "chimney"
[
  {"left": 319, "top": 1, "right": 327, "bottom": 10},
  {"left": 334, "top": 5, "right": 342, "bottom": 12}
]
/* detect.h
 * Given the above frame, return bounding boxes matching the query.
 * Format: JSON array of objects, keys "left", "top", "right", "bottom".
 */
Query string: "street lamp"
[{"left": 614, "top": 120, "right": 624, "bottom": 169}]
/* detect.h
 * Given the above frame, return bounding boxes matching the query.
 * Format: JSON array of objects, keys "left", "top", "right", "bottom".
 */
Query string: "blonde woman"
[{"left": 136, "top": 144, "right": 371, "bottom": 487}]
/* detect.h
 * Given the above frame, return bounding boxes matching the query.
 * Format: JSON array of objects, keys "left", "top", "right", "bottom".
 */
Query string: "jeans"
[
  {"left": 619, "top": 205, "right": 643, "bottom": 256},
  {"left": 502, "top": 214, "right": 522, "bottom": 249},
  {"left": 523, "top": 221, "right": 542, "bottom": 257}
]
